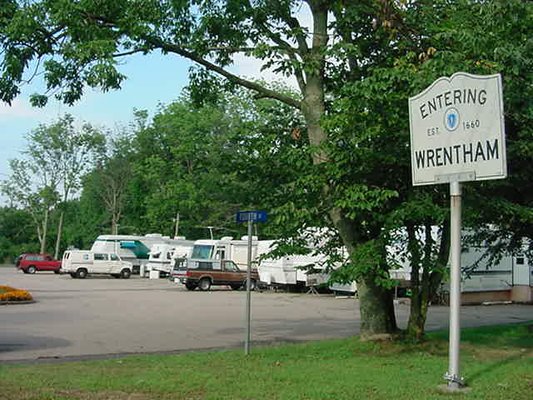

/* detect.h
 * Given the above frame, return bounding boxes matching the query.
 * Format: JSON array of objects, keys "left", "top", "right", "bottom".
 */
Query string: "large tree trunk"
[
  {"left": 300, "top": 1, "right": 397, "bottom": 337},
  {"left": 359, "top": 278, "right": 397, "bottom": 337},
  {"left": 329, "top": 203, "right": 398, "bottom": 337}
]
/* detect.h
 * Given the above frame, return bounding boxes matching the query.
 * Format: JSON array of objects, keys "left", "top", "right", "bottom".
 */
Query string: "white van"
[{"left": 61, "top": 250, "right": 133, "bottom": 279}]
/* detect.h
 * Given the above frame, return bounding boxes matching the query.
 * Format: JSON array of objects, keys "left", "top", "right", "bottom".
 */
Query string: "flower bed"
[{"left": 0, "top": 285, "right": 33, "bottom": 302}]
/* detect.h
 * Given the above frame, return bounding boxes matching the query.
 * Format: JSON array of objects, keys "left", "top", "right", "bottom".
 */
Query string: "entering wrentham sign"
[{"left": 408, "top": 72, "right": 507, "bottom": 185}]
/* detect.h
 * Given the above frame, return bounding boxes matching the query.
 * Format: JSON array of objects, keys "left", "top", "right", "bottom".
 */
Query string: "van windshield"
[{"left": 191, "top": 245, "right": 213, "bottom": 259}]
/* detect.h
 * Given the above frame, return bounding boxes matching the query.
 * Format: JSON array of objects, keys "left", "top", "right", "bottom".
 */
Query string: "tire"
[
  {"left": 27, "top": 265, "right": 37, "bottom": 274},
  {"left": 243, "top": 279, "right": 257, "bottom": 291},
  {"left": 112, "top": 274, "right": 121, "bottom": 279},
  {"left": 54, "top": 270, "right": 60, "bottom": 274},
  {"left": 76, "top": 268, "right": 88, "bottom": 279},
  {"left": 230, "top": 284, "right": 242, "bottom": 291},
  {"left": 120, "top": 268, "right": 131, "bottom": 279},
  {"left": 185, "top": 283, "right": 197, "bottom": 291},
  {"left": 198, "top": 278, "right": 211, "bottom": 291},
  {"left": 69, "top": 273, "right": 77, "bottom": 278}
]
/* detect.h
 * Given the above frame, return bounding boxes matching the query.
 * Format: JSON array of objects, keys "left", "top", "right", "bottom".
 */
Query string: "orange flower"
[{"left": 0, "top": 286, "right": 33, "bottom": 302}]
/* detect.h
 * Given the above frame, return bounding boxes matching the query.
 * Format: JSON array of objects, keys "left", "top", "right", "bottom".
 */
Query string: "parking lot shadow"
[{"left": 0, "top": 333, "right": 70, "bottom": 357}]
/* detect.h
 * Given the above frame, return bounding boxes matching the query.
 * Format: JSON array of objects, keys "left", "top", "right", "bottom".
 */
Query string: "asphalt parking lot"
[{"left": 1, "top": 265, "right": 532, "bottom": 362}]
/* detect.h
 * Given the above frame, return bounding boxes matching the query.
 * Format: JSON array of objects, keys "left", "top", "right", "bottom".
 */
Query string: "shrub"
[{"left": 0, "top": 285, "right": 33, "bottom": 302}]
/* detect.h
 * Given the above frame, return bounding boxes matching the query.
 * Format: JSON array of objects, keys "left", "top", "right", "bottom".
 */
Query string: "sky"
[{"left": 0, "top": 52, "right": 195, "bottom": 181}]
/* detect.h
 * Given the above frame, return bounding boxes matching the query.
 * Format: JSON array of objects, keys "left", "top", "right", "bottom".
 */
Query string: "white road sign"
[{"left": 409, "top": 72, "right": 507, "bottom": 186}]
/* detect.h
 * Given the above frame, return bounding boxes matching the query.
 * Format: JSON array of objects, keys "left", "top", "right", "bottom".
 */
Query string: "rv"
[
  {"left": 90, "top": 234, "right": 193, "bottom": 274},
  {"left": 190, "top": 236, "right": 274, "bottom": 270},
  {"left": 145, "top": 241, "right": 194, "bottom": 276},
  {"left": 258, "top": 252, "right": 331, "bottom": 289},
  {"left": 61, "top": 250, "right": 133, "bottom": 279}
]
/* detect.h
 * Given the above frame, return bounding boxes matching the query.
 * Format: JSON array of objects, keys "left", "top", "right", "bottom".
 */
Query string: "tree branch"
[
  {"left": 142, "top": 35, "right": 302, "bottom": 110},
  {"left": 256, "top": 22, "right": 307, "bottom": 92}
]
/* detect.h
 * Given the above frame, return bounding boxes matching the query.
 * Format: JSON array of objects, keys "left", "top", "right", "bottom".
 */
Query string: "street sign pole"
[
  {"left": 446, "top": 181, "right": 464, "bottom": 389},
  {"left": 244, "top": 217, "right": 253, "bottom": 355},
  {"left": 236, "top": 210, "right": 267, "bottom": 356}
]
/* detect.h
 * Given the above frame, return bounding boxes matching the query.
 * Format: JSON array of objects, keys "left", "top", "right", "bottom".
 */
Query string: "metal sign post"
[
  {"left": 409, "top": 72, "right": 506, "bottom": 390},
  {"left": 446, "top": 181, "right": 463, "bottom": 388},
  {"left": 236, "top": 210, "right": 267, "bottom": 355},
  {"left": 245, "top": 217, "right": 253, "bottom": 355}
]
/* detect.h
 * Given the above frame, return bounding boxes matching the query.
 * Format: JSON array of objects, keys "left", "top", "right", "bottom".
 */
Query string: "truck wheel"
[
  {"left": 198, "top": 278, "right": 211, "bottom": 291},
  {"left": 69, "top": 273, "right": 77, "bottom": 278},
  {"left": 230, "top": 284, "right": 242, "bottom": 291},
  {"left": 76, "top": 268, "right": 88, "bottom": 279},
  {"left": 27, "top": 265, "right": 37, "bottom": 274},
  {"left": 185, "top": 283, "right": 197, "bottom": 291},
  {"left": 54, "top": 269, "right": 60, "bottom": 274},
  {"left": 244, "top": 279, "right": 257, "bottom": 291},
  {"left": 120, "top": 269, "right": 131, "bottom": 279}
]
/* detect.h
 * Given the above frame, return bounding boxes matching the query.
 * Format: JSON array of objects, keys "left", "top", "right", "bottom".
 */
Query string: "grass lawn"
[{"left": 0, "top": 323, "right": 531, "bottom": 400}]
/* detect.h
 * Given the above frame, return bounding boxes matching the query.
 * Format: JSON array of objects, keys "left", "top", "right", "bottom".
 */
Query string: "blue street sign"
[{"left": 236, "top": 210, "right": 268, "bottom": 223}]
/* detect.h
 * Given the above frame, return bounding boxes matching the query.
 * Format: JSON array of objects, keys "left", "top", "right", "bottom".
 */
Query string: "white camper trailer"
[
  {"left": 258, "top": 253, "right": 330, "bottom": 288},
  {"left": 190, "top": 236, "right": 274, "bottom": 270},
  {"left": 145, "top": 241, "right": 194, "bottom": 276}
]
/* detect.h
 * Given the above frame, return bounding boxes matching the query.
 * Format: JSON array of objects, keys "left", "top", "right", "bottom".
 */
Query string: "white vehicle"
[
  {"left": 258, "top": 253, "right": 330, "bottom": 288},
  {"left": 61, "top": 250, "right": 133, "bottom": 279},
  {"left": 257, "top": 229, "right": 347, "bottom": 290},
  {"left": 190, "top": 236, "right": 274, "bottom": 270},
  {"left": 146, "top": 242, "right": 194, "bottom": 276},
  {"left": 385, "top": 227, "right": 531, "bottom": 302},
  {"left": 90, "top": 234, "right": 194, "bottom": 274}
]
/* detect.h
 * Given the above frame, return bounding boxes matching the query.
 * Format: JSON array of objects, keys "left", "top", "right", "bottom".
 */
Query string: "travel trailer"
[
  {"left": 145, "top": 242, "right": 194, "bottom": 276},
  {"left": 384, "top": 227, "right": 531, "bottom": 303},
  {"left": 258, "top": 252, "right": 331, "bottom": 289},
  {"left": 90, "top": 234, "right": 193, "bottom": 274},
  {"left": 190, "top": 236, "right": 275, "bottom": 270},
  {"left": 448, "top": 246, "right": 531, "bottom": 303},
  {"left": 61, "top": 250, "right": 133, "bottom": 279}
]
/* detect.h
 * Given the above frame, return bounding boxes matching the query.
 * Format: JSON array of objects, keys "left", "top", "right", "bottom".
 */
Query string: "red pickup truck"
[
  {"left": 16, "top": 253, "right": 62, "bottom": 274},
  {"left": 171, "top": 258, "right": 259, "bottom": 291}
]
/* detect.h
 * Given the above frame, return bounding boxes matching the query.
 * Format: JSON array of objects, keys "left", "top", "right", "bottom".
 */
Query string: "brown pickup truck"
[{"left": 171, "top": 258, "right": 259, "bottom": 291}]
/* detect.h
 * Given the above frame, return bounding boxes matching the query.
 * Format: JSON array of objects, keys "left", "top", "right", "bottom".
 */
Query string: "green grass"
[{"left": 1, "top": 323, "right": 531, "bottom": 400}]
